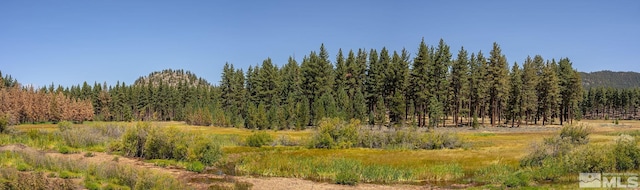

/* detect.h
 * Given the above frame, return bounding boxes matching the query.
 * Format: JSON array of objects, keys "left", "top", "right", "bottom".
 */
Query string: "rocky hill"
[{"left": 133, "top": 69, "right": 211, "bottom": 88}]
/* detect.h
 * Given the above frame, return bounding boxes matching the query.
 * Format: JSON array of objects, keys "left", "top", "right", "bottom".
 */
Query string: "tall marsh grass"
[{"left": 235, "top": 151, "right": 465, "bottom": 185}]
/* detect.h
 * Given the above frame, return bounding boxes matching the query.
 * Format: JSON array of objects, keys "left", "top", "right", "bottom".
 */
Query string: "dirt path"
[{"left": 0, "top": 144, "right": 431, "bottom": 190}]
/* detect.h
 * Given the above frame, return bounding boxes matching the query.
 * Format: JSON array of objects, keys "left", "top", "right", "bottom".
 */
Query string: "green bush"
[
  {"left": 563, "top": 144, "right": 615, "bottom": 173},
  {"left": 186, "top": 161, "right": 205, "bottom": 173},
  {"left": 0, "top": 114, "right": 8, "bottom": 133},
  {"left": 308, "top": 118, "right": 464, "bottom": 150},
  {"left": 58, "top": 121, "right": 73, "bottom": 132},
  {"left": 472, "top": 114, "right": 480, "bottom": 129},
  {"left": 521, "top": 125, "right": 591, "bottom": 168},
  {"left": 15, "top": 162, "right": 32, "bottom": 171},
  {"left": 419, "top": 132, "right": 464, "bottom": 149},
  {"left": 59, "top": 171, "right": 81, "bottom": 179},
  {"left": 559, "top": 124, "right": 590, "bottom": 145},
  {"left": 121, "top": 122, "right": 153, "bottom": 158},
  {"left": 57, "top": 145, "right": 78, "bottom": 154},
  {"left": 84, "top": 180, "right": 101, "bottom": 190},
  {"left": 195, "top": 138, "right": 223, "bottom": 165},
  {"left": 612, "top": 135, "right": 640, "bottom": 171},
  {"left": 503, "top": 170, "right": 530, "bottom": 187},
  {"left": 532, "top": 157, "right": 567, "bottom": 181},
  {"left": 245, "top": 131, "right": 273, "bottom": 147}
]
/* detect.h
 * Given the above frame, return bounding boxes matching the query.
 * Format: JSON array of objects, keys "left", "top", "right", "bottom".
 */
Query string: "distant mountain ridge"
[
  {"left": 580, "top": 70, "right": 640, "bottom": 89},
  {"left": 133, "top": 69, "right": 211, "bottom": 88}
]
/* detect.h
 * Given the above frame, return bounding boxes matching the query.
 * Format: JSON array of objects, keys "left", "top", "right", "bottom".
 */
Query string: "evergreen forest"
[{"left": 2, "top": 39, "right": 638, "bottom": 129}]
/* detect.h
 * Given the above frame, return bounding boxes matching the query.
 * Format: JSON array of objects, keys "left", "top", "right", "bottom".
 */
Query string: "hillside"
[
  {"left": 133, "top": 69, "right": 211, "bottom": 88},
  {"left": 580, "top": 70, "right": 640, "bottom": 89}
]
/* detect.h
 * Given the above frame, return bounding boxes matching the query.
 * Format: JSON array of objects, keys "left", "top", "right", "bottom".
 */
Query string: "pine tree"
[
  {"left": 387, "top": 50, "right": 409, "bottom": 123},
  {"left": 558, "top": 58, "right": 582, "bottom": 124},
  {"left": 431, "top": 39, "right": 451, "bottom": 127},
  {"left": 365, "top": 48, "right": 381, "bottom": 115},
  {"left": 487, "top": 42, "right": 509, "bottom": 126},
  {"left": 334, "top": 48, "right": 347, "bottom": 92},
  {"left": 256, "top": 102, "right": 268, "bottom": 130},
  {"left": 352, "top": 89, "right": 367, "bottom": 122},
  {"left": 539, "top": 60, "right": 561, "bottom": 125},
  {"left": 507, "top": 62, "right": 523, "bottom": 127},
  {"left": 256, "top": 58, "right": 280, "bottom": 107},
  {"left": 301, "top": 44, "right": 334, "bottom": 124},
  {"left": 450, "top": 46, "right": 469, "bottom": 126},
  {"left": 410, "top": 39, "right": 431, "bottom": 128},
  {"left": 521, "top": 56, "right": 539, "bottom": 125},
  {"left": 533, "top": 55, "right": 546, "bottom": 124},
  {"left": 295, "top": 98, "right": 310, "bottom": 130},
  {"left": 374, "top": 95, "right": 386, "bottom": 127}
]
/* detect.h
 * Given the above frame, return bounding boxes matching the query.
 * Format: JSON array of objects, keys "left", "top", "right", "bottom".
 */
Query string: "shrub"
[
  {"left": 245, "top": 131, "right": 273, "bottom": 147},
  {"left": 560, "top": 124, "right": 590, "bottom": 145},
  {"left": 563, "top": 144, "right": 615, "bottom": 173},
  {"left": 195, "top": 139, "right": 223, "bottom": 165},
  {"left": 58, "top": 124, "right": 122, "bottom": 148},
  {"left": 186, "top": 161, "right": 205, "bottom": 173},
  {"left": 185, "top": 108, "right": 213, "bottom": 126},
  {"left": 308, "top": 118, "right": 464, "bottom": 150},
  {"left": 0, "top": 114, "right": 8, "bottom": 133},
  {"left": 15, "top": 162, "right": 32, "bottom": 171},
  {"left": 84, "top": 152, "right": 94, "bottom": 157},
  {"left": 612, "top": 135, "right": 640, "bottom": 171},
  {"left": 57, "top": 145, "right": 78, "bottom": 154},
  {"left": 521, "top": 125, "right": 591, "bottom": 168},
  {"left": 84, "top": 182, "right": 101, "bottom": 190},
  {"left": 121, "top": 122, "right": 152, "bottom": 158},
  {"left": 418, "top": 132, "right": 464, "bottom": 150},
  {"left": 472, "top": 114, "right": 480, "bottom": 129},
  {"left": 503, "top": 170, "right": 530, "bottom": 187},
  {"left": 532, "top": 157, "right": 567, "bottom": 181},
  {"left": 57, "top": 121, "right": 73, "bottom": 132},
  {"left": 59, "top": 171, "right": 81, "bottom": 179}
]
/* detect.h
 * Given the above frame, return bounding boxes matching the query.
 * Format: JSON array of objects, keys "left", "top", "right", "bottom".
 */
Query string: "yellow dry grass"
[{"left": 13, "top": 119, "right": 640, "bottom": 173}]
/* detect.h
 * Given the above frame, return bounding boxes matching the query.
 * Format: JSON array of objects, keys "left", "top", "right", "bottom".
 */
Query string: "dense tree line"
[
  {"left": 0, "top": 73, "right": 93, "bottom": 125},
  {"left": 582, "top": 87, "right": 640, "bottom": 120},
  {"left": 213, "top": 39, "right": 584, "bottom": 128},
  {"left": 2, "top": 39, "right": 595, "bottom": 128}
]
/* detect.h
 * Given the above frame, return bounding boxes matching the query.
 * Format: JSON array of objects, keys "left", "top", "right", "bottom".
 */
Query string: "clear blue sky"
[{"left": 1, "top": 0, "right": 638, "bottom": 87}]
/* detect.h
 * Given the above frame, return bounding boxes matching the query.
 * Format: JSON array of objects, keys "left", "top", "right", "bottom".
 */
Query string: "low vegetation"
[
  {"left": 245, "top": 131, "right": 273, "bottom": 147},
  {"left": 3, "top": 120, "right": 640, "bottom": 189},
  {"left": 114, "top": 122, "right": 224, "bottom": 166},
  {"left": 0, "top": 149, "right": 188, "bottom": 189},
  {"left": 309, "top": 118, "right": 465, "bottom": 150}
]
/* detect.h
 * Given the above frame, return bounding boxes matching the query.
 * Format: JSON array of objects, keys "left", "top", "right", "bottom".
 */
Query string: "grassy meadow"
[{"left": 2, "top": 119, "right": 640, "bottom": 189}]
